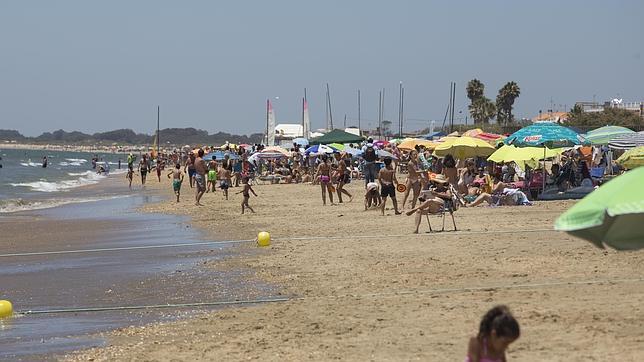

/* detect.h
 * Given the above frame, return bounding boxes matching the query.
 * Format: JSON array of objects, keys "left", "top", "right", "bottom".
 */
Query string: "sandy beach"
[{"left": 58, "top": 176, "right": 644, "bottom": 361}]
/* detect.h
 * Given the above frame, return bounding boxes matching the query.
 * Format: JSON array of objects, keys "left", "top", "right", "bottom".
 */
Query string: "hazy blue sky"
[{"left": 1, "top": 0, "right": 642, "bottom": 136}]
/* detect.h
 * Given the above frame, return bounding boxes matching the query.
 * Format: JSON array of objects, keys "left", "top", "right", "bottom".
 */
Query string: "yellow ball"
[
  {"left": 0, "top": 300, "right": 13, "bottom": 318},
  {"left": 257, "top": 231, "right": 271, "bottom": 247}
]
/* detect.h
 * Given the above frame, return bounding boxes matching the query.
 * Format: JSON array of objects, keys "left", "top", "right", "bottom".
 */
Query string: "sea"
[
  {"left": 0, "top": 148, "right": 275, "bottom": 361},
  {"left": 0, "top": 148, "right": 129, "bottom": 213}
]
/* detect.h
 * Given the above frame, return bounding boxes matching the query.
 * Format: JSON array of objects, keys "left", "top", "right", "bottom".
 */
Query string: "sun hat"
[{"left": 431, "top": 174, "right": 449, "bottom": 184}]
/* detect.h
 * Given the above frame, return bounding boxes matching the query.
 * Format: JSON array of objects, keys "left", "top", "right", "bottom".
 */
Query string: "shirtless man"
[
  {"left": 193, "top": 149, "right": 207, "bottom": 206},
  {"left": 218, "top": 164, "right": 232, "bottom": 200},
  {"left": 378, "top": 157, "right": 401, "bottom": 215},
  {"left": 207, "top": 156, "right": 218, "bottom": 193}
]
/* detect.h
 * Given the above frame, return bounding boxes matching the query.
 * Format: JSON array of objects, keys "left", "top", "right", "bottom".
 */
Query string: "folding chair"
[{"left": 422, "top": 184, "right": 461, "bottom": 232}]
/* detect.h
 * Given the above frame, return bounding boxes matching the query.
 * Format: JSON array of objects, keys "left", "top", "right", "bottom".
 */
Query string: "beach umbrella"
[
  {"left": 397, "top": 138, "right": 436, "bottom": 151},
  {"left": 488, "top": 144, "right": 564, "bottom": 170},
  {"left": 475, "top": 132, "right": 506, "bottom": 144},
  {"left": 462, "top": 128, "right": 483, "bottom": 137},
  {"left": 256, "top": 146, "right": 290, "bottom": 159},
  {"left": 608, "top": 131, "right": 644, "bottom": 150},
  {"left": 433, "top": 136, "right": 496, "bottom": 159},
  {"left": 389, "top": 138, "right": 403, "bottom": 144},
  {"left": 305, "top": 144, "right": 337, "bottom": 155},
  {"left": 374, "top": 140, "right": 389, "bottom": 148},
  {"left": 204, "top": 151, "right": 240, "bottom": 160},
  {"left": 554, "top": 167, "right": 644, "bottom": 250},
  {"left": 292, "top": 137, "right": 309, "bottom": 146},
  {"left": 327, "top": 143, "right": 345, "bottom": 151},
  {"left": 616, "top": 146, "right": 644, "bottom": 169},
  {"left": 505, "top": 122, "right": 588, "bottom": 193},
  {"left": 584, "top": 125, "right": 634, "bottom": 145},
  {"left": 344, "top": 147, "right": 363, "bottom": 157},
  {"left": 377, "top": 149, "right": 398, "bottom": 160}
]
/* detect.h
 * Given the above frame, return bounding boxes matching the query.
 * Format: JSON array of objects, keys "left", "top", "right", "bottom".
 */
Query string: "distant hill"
[{"left": 0, "top": 128, "right": 263, "bottom": 146}]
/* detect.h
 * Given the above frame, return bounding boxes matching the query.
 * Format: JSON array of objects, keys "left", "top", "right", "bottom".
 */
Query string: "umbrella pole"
[{"left": 542, "top": 146, "right": 546, "bottom": 194}]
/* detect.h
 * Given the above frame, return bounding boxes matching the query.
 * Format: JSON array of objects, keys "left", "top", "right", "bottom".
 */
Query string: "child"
[
  {"left": 378, "top": 157, "right": 401, "bottom": 215},
  {"left": 218, "top": 165, "right": 231, "bottom": 200},
  {"left": 207, "top": 157, "right": 218, "bottom": 193},
  {"left": 466, "top": 305, "right": 520, "bottom": 362},
  {"left": 364, "top": 181, "right": 382, "bottom": 210},
  {"left": 237, "top": 177, "right": 257, "bottom": 214},
  {"left": 126, "top": 167, "right": 134, "bottom": 189},
  {"left": 167, "top": 163, "right": 184, "bottom": 203}
]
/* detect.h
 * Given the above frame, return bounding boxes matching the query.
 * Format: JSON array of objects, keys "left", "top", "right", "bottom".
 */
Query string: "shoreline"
[{"left": 63, "top": 178, "right": 644, "bottom": 361}]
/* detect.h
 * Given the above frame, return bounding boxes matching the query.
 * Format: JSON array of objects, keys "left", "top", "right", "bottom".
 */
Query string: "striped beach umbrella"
[
  {"left": 584, "top": 125, "right": 634, "bottom": 145},
  {"left": 608, "top": 131, "right": 644, "bottom": 150}
]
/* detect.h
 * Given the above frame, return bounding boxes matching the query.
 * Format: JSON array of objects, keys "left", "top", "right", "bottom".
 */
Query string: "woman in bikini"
[
  {"left": 315, "top": 155, "right": 335, "bottom": 205},
  {"left": 401, "top": 149, "right": 422, "bottom": 210}
]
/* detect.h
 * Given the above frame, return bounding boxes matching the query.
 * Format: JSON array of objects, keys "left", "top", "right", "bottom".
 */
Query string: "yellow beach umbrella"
[
  {"left": 616, "top": 146, "right": 644, "bottom": 169},
  {"left": 433, "top": 136, "right": 495, "bottom": 159},
  {"left": 462, "top": 128, "right": 483, "bottom": 137},
  {"left": 488, "top": 144, "right": 564, "bottom": 163},
  {"left": 397, "top": 138, "right": 436, "bottom": 151}
]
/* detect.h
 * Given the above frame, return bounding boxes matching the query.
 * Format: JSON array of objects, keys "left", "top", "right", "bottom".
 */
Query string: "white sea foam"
[
  {"left": 10, "top": 172, "right": 106, "bottom": 192},
  {"left": 59, "top": 161, "right": 84, "bottom": 166},
  {"left": 0, "top": 195, "right": 129, "bottom": 213},
  {"left": 65, "top": 158, "right": 88, "bottom": 163},
  {"left": 20, "top": 162, "right": 41, "bottom": 167}
]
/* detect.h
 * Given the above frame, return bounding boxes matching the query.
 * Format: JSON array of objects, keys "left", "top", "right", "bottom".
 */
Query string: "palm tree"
[
  {"left": 466, "top": 79, "right": 484, "bottom": 102},
  {"left": 496, "top": 82, "right": 521, "bottom": 125},
  {"left": 469, "top": 97, "right": 496, "bottom": 124}
]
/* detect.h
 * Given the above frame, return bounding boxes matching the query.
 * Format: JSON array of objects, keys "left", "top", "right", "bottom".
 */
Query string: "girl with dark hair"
[
  {"left": 466, "top": 305, "right": 520, "bottom": 362},
  {"left": 315, "top": 155, "right": 334, "bottom": 205},
  {"left": 442, "top": 154, "right": 458, "bottom": 188}
]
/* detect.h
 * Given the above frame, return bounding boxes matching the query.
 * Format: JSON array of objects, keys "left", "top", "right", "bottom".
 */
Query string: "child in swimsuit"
[
  {"left": 237, "top": 177, "right": 257, "bottom": 214},
  {"left": 466, "top": 305, "right": 520, "bottom": 362},
  {"left": 167, "top": 163, "right": 184, "bottom": 203}
]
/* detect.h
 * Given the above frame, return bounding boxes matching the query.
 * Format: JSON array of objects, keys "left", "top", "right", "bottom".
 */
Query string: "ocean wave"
[
  {"left": 20, "top": 162, "right": 42, "bottom": 167},
  {"left": 10, "top": 172, "right": 106, "bottom": 192},
  {"left": 65, "top": 158, "right": 88, "bottom": 163},
  {"left": 0, "top": 195, "right": 129, "bottom": 213},
  {"left": 59, "top": 161, "right": 84, "bottom": 166}
]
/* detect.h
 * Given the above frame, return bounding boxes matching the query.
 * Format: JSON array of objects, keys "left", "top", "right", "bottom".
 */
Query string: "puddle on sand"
[{"left": 0, "top": 190, "right": 277, "bottom": 361}]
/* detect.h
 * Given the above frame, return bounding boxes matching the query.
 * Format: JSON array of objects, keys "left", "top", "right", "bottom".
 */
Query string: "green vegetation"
[
  {"left": 466, "top": 79, "right": 496, "bottom": 124},
  {"left": 0, "top": 128, "right": 264, "bottom": 146},
  {"left": 495, "top": 81, "right": 521, "bottom": 125},
  {"left": 564, "top": 105, "right": 642, "bottom": 129}
]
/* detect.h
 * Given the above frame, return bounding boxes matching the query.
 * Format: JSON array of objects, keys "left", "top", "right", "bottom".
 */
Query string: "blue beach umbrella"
[
  {"left": 584, "top": 125, "right": 634, "bottom": 145},
  {"left": 505, "top": 122, "right": 588, "bottom": 148},
  {"left": 305, "top": 144, "right": 338, "bottom": 155},
  {"left": 505, "top": 122, "right": 588, "bottom": 193}
]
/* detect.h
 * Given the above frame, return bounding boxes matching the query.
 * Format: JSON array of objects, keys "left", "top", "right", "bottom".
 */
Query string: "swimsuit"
[
  {"left": 219, "top": 180, "right": 230, "bottom": 189},
  {"left": 194, "top": 174, "right": 206, "bottom": 191},
  {"left": 208, "top": 170, "right": 217, "bottom": 181},
  {"left": 172, "top": 179, "right": 182, "bottom": 192},
  {"left": 381, "top": 183, "right": 396, "bottom": 198},
  {"left": 320, "top": 175, "right": 330, "bottom": 183}
]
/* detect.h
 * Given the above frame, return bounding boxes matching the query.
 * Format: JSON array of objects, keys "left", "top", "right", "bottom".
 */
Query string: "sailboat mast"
[
  {"left": 378, "top": 90, "right": 382, "bottom": 139},
  {"left": 157, "top": 105, "right": 160, "bottom": 158},
  {"left": 326, "top": 83, "right": 334, "bottom": 130},
  {"left": 357, "top": 89, "right": 361, "bottom": 136},
  {"left": 265, "top": 99, "right": 269, "bottom": 145}
]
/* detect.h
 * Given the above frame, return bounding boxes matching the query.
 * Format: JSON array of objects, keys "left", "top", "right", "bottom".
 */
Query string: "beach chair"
[{"left": 422, "top": 184, "right": 460, "bottom": 232}]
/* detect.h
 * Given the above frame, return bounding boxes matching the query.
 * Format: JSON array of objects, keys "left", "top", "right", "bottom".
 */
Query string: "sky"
[{"left": 1, "top": 0, "right": 643, "bottom": 137}]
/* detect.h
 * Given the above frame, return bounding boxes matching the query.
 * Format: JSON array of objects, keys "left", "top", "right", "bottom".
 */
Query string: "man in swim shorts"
[
  {"left": 218, "top": 165, "right": 231, "bottom": 200},
  {"left": 207, "top": 156, "right": 218, "bottom": 193},
  {"left": 193, "top": 149, "right": 207, "bottom": 206}
]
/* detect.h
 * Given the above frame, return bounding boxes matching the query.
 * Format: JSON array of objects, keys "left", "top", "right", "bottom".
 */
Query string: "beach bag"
[{"left": 364, "top": 146, "right": 377, "bottom": 162}]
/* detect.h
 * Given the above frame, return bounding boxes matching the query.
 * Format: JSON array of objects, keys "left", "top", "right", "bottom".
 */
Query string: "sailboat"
[
  {"left": 265, "top": 99, "right": 276, "bottom": 146},
  {"left": 302, "top": 96, "right": 311, "bottom": 139}
]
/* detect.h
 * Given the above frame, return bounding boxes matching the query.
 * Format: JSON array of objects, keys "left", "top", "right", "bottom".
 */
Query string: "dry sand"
[{"left": 64, "top": 178, "right": 644, "bottom": 361}]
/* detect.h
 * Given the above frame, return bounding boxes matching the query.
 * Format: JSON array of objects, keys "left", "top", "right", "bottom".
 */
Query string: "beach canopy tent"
[
  {"left": 584, "top": 125, "right": 635, "bottom": 145},
  {"left": 433, "top": 136, "right": 496, "bottom": 159},
  {"left": 555, "top": 167, "right": 644, "bottom": 250},
  {"left": 488, "top": 144, "right": 564, "bottom": 170},
  {"left": 397, "top": 138, "right": 437, "bottom": 151},
  {"left": 616, "top": 146, "right": 644, "bottom": 169},
  {"left": 608, "top": 131, "right": 644, "bottom": 150},
  {"left": 309, "top": 129, "right": 364, "bottom": 145},
  {"left": 203, "top": 151, "right": 240, "bottom": 161}
]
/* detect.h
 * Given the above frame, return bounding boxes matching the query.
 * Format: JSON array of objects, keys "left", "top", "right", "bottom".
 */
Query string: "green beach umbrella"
[
  {"left": 584, "top": 125, "right": 634, "bottom": 145},
  {"left": 327, "top": 143, "right": 345, "bottom": 151},
  {"left": 616, "top": 146, "right": 644, "bottom": 169},
  {"left": 554, "top": 167, "right": 644, "bottom": 250}
]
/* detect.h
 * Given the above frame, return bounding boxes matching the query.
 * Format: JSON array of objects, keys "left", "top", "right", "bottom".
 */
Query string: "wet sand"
[
  {"left": 0, "top": 180, "right": 275, "bottom": 361},
  {"left": 62, "top": 179, "right": 644, "bottom": 361}
]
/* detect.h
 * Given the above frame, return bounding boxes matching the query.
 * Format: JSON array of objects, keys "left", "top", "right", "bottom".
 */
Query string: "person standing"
[
  {"left": 378, "top": 157, "right": 401, "bottom": 215},
  {"left": 193, "top": 149, "right": 207, "bottom": 206},
  {"left": 139, "top": 155, "right": 150, "bottom": 186},
  {"left": 362, "top": 138, "right": 379, "bottom": 188}
]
